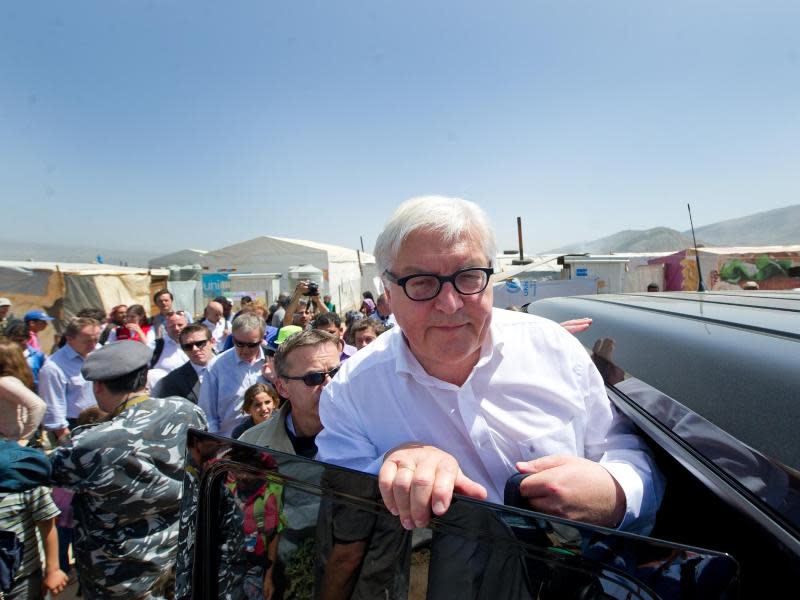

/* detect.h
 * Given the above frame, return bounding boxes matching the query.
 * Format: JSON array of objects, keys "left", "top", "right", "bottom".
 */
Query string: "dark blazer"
[{"left": 153, "top": 361, "right": 201, "bottom": 404}]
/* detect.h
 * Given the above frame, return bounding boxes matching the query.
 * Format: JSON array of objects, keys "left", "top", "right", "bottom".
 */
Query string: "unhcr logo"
[{"left": 505, "top": 278, "right": 522, "bottom": 294}]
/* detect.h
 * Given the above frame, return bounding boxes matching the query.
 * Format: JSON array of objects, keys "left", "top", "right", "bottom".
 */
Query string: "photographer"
[{"left": 282, "top": 281, "right": 328, "bottom": 329}]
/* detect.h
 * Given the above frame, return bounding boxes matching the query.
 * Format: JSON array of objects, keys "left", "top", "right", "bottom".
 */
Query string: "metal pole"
[
  {"left": 517, "top": 217, "right": 524, "bottom": 262},
  {"left": 687, "top": 204, "right": 707, "bottom": 292}
]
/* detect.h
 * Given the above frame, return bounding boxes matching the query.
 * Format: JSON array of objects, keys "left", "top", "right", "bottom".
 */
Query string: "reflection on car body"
[
  {"left": 532, "top": 291, "right": 800, "bottom": 598},
  {"left": 177, "top": 430, "right": 737, "bottom": 599}
]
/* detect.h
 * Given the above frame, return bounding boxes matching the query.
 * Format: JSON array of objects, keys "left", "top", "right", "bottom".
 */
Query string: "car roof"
[{"left": 529, "top": 291, "right": 800, "bottom": 472}]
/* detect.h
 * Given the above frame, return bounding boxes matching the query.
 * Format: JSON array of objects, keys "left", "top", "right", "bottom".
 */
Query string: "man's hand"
[
  {"left": 379, "top": 443, "right": 487, "bottom": 530},
  {"left": 560, "top": 318, "right": 592, "bottom": 335},
  {"left": 293, "top": 281, "right": 310, "bottom": 298},
  {"left": 125, "top": 323, "right": 147, "bottom": 343},
  {"left": 42, "top": 567, "right": 69, "bottom": 596},
  {"left": 516, "top": 455, "right": 626, "bottom": 528},
  {"left": 592, "top": 338, "right": 615, "bottom": 361}
]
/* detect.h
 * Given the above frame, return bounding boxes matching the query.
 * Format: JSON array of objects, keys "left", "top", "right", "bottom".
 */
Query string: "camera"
[{"left": 305, "top": 281, "right": 319, "bottom": 296}]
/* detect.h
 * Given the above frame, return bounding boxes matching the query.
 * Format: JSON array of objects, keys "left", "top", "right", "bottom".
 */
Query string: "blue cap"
[
  {"left": 264, "top": 326, "right": 280, "bottom": 352},
  {"left": 23, "top": 310, "right": 54, "bottom": 322}
]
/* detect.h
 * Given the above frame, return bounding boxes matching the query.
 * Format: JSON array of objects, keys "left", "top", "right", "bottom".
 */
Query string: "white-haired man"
[
  {"left": 316, "top": 196, "right": 664, "bottom": 538},
  {"left": 199, "top": 313, "right": 266, "bottom": 436}
]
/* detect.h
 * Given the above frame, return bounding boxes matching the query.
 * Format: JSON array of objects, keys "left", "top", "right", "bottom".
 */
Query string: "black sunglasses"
[
  {"left": 181, "top": 339, "right": 210, "bottom": 351},
  {"left": 233, "top": 339, "right": 262, "bottom": 349},
  {"left": 281, "top": 366, "right": 340, "bottom": 386}
]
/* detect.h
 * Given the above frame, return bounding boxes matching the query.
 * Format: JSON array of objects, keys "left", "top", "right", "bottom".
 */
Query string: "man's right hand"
[
  {"left": 378, "top": 443, "right": 487, "bottom": 530},
  {"left": 293, "top": 281, "right": 310, "bottom": 298}
]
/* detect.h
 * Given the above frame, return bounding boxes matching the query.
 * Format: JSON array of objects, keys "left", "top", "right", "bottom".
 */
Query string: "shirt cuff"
[{"left": 601, "top": 461, "right": 648, "bottom": 535}]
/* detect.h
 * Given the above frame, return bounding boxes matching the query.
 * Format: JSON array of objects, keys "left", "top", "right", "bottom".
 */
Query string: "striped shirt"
[{"left": 0, "top": 486, "right": 60, "bottom": 582}]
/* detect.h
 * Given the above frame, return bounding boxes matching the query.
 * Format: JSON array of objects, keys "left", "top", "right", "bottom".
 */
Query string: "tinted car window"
[{"left": 178, "top": 430, "right": 738, "bottom": 599}]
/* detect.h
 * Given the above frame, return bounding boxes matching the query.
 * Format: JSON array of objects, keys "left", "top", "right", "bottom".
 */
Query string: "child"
[
  {"left": 232, "top": 383, "right": 280, "bottom": 439},
  {"left": 52, "top": 405, "right": 109, "bottom": 576},
  {"left": 0, "top": 487, "right": 69, "bottom": 598}
]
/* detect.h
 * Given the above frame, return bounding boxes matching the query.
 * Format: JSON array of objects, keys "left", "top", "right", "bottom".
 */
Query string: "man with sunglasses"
[
  {"left": 239, "top": 330, "right": 412, "bottom": 598},
  {"left": 152, "top": 323, "right": 216, "bottom": 404},
  {"left": 316, "top": 196, "right": 664, "bottom": 545},
  {"left": 199, "top": 313, "right": 268, "bottom": 436},
  {"left": 239, "top": 328, "right": 339, "bottom": 455}
]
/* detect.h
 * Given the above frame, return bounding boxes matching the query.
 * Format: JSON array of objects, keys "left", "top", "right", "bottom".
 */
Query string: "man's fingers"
[
  {"left": 378, "top": 461, "right": 399, "bottom": 515},
  {"left": 518, "top": 471, "right": 553, "bottom": 499},
  {"left": 452, "top": 470, "right": 488, "bottom": 502},
  {"left": 409, "top": 464, "right": 437, "bottom": 527},
  {"left": 516, "top": 454, "right": 571, "bottom": 474},
  {"left": 391, "top": 465, "right": 416, "bottom": 529},
  {"left": 429, "top": 462, "right": 459, "bottom": 516}
]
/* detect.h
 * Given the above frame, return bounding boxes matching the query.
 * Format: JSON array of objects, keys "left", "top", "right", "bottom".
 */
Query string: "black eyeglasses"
[
  {"left": 383, "top": 267, "right": 494, "bottom": 301},
  {"left": 281, "top": 366, "right": 340, "bottom": 386},
  {"left": 181, "top": 339, "right": 210, "bottom": 351},
  {"left": 233, "top": 339, "right": 262, "bottom": 349}
]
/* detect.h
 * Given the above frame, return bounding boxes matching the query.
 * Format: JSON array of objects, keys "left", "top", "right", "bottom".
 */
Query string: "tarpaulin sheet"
[
  {"left": 63, "top": 274, "right": 151, "bottom": 322},
  {"left": 0, "top": 266, "right": 53, "bottom": 297}
]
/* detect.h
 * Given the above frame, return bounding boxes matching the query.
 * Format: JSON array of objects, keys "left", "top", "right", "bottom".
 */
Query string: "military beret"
[{"left": 81, "top": 340, "right": 152, "bottom": 381}]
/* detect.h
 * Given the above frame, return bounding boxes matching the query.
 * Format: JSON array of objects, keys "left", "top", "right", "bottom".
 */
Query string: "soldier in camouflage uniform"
[{"left": 48, "top": 340, "right": 207, "bottom": 600}]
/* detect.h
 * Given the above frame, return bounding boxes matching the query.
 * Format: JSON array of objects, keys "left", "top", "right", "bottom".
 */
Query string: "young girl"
[
  {"left": 232, "top": 383, "right": 280, "bottom": 439},
  {"left": 107, "top": 305, "right": 154, "bottom": 346}
]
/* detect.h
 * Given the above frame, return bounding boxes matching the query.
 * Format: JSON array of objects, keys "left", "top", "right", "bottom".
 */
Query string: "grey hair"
[
  {"left": 275, "top": 329, "right": 340, "bottom": 377},
  {"left": 374, "top": 196, "right": 497, "bottom": 274},
  {"left": 232, "top": 313, "right": 265, "bottom": 336}
]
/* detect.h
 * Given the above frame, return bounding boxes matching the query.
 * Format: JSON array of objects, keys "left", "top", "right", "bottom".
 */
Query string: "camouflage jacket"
[{"left": 49, "top": 395, "right": 207, "bottom": 600}]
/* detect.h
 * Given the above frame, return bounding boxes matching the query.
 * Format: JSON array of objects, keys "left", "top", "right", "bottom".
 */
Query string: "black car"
[{"left": 177, "top": 291, "right": 799, "bottom": 599}]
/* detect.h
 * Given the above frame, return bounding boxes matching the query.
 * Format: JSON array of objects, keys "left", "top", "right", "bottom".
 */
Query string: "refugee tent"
[
  {"left": 199, "top": 236, "right": 377, "bottom": 312},
  {"left": 647, "top": 246, "right": 800, "bottom": 291},
  {"left": 0, "top": 260, "right": 169, "bottom": 350}
]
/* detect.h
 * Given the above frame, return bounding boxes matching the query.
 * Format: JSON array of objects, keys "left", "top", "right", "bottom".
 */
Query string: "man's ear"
[{"left": 274, "top": 377, "right": 290, "bottom": 400}]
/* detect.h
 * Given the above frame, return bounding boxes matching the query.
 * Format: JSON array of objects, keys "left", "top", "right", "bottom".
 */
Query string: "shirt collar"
[
  {"left": 63, "top": 343, "right": 84, "bottom": 361},
  {"left": 392, "top": 313, "right": 501, "bottom": 390},
  {"left": 235, "top": 346, "right": 264, "bottom": 365},
  {"left": 190, "top": 362, "right": 206, "bottom": 375},
  {"left": 192, "top": 354, "right": 216, "bottom": 373}
]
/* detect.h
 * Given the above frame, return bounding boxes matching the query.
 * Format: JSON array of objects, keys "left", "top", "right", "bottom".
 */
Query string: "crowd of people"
[{"left": 0, "top": 195, "right": 664, "bottom": 600}]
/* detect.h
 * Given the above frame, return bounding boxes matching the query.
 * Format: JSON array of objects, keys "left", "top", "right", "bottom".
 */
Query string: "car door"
[{"left": 176, "top": 430, "right": 739, "bottom": 600}]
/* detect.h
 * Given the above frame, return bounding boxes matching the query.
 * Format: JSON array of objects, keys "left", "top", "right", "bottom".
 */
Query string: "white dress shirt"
[
  {"left": 151, "top": 335, "right": 189, "bottom": 374},
  {"left": 316, "top": 308, "right": 664, "bottom": 535},
  {"left": 202, "top": 318, "right": 230, "bottom": 353},
  {"left": 191, "top": 354, "right": 216, "bottom": 387},
  {"left": 198, "top": 347, "right": 264, "bottom": 436}
]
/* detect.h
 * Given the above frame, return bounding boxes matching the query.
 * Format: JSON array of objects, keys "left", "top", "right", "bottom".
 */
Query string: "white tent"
[
  {"left": 199, "top": 236, "right": 377, "bottom": 312},
  {"left": 148, "top": 248, "right": 208, "bottom": 269}
]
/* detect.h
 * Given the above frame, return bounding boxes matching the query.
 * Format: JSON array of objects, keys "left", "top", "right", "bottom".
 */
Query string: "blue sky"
[{"left": 2, "top": 1, "right": 798, "bottom": 255}]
